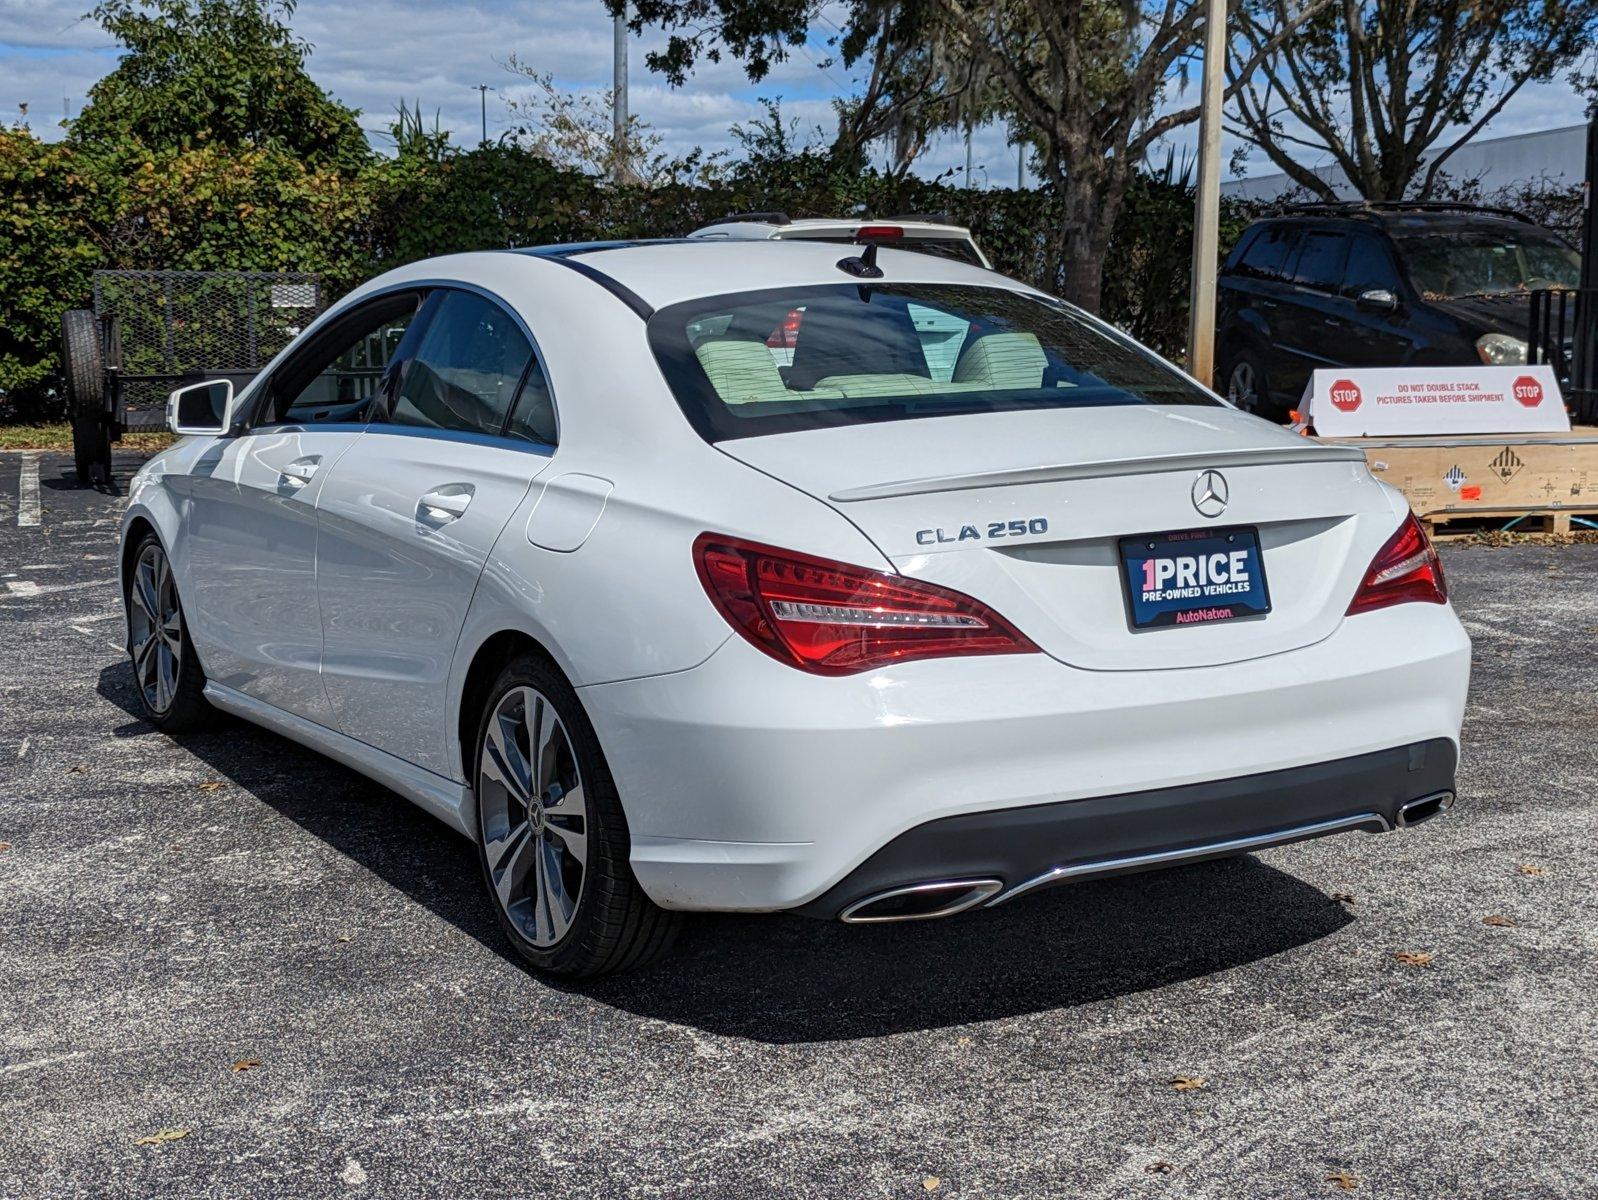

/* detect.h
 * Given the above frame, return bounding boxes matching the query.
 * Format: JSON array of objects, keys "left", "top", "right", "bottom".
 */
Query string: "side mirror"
[
  {"left": 1356, "top": 288, "right": 1399, "bottom": 313},
  {"left": 167, "top": 379, "right": 232, "bottom": 436}
]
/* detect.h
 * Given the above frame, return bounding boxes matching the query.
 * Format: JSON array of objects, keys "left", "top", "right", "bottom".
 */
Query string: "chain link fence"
[{"left": 92, "top": 270, "right": 325, "bottom": 412}]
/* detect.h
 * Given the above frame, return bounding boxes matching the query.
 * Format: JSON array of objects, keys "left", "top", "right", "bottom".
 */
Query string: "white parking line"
[{"left": 17, "top": 455, "right": 41, "bottom": 527}]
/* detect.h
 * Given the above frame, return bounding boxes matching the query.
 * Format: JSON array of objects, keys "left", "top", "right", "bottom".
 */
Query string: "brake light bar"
[
  {"left": 1347, "top": 512, "right": 1448, "bottom": 615},
  {"left": 693, "top": 533, "right": 1038, "bottom": 675},
  {"left": 855, "top": 225, "right": 904, "bottom": 240}
]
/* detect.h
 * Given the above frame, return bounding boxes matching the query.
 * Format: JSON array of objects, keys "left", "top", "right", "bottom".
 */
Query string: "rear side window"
[
  {"left": 1290, "top": 230, "right": 1351, "bottom": 292},
  {"left": 650, "top": 283, "right": 1218, "bottom": 442},
  {"left": 1235, "top": 225, "right": 1298, "bottom": 281},
  {"left": 387, "top": 291, "right": 533, "bottom": 436},
  {"left": 505, "top": 355, "right": 557, "bottom": 445}
]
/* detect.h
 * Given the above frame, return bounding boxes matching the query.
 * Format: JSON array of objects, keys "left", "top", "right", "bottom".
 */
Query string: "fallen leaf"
[
  {"left": 1170, "top": 1075, "right": 1207, "bottom": 1091},
  {"left": 335, "top": 934, "right": 352, "bottom": 944},
  {"left": 922, "top": 1177, "right": 941, "bottom": 1192},
  {"left": 230, "top": 1059, "right": 261, "bottom": 1073},
  {"left": 953, "top": 1035, "right": 971, "bottom": 1047},
  {"left": 0, "top": 843, "right": 11, "bottom": 853},
  {"left": 197, "top": 780, "right": 223, "bottom": 792},
  {"left": 1518, "top": 864, "right": 1546, "bottom": 877},
  {"left": 1483, "top": 915, "right": 1516, "bottom": 928},
  {"left": 1393, "top": 951, "right": 1433, "bottom": 967},
  {"left": 1325, "top": 1169, "right": 1358, "bottom": 1190},
  {"left": 67, "top": 764, "right": 87, "bottom": 774},
  {"left": 1145, "top": 1161, "right": 1175, "bottom": 1175},
  {"left": 134, "top": 1127, "right": 190, "bottom": 1146},
  {"left": 1330, "top": 892, "right": 1355, "bottom": 905}
]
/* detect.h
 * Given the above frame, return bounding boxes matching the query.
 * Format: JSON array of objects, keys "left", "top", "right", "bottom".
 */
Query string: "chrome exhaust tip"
[
  {"left": 1396, "top": 790, "right": 1456, "bottom": 829},
  {"left": 838, "top": 879, "right": 1003, "bottom": 924}
]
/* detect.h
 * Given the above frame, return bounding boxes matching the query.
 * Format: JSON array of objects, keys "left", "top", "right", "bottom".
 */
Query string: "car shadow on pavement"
[
  {"left": 98, "top": 661, "right": 1354, "bottom": 1044},
  {"left": 592, "top": 859, "right": 1352, "bottom": 1042}
]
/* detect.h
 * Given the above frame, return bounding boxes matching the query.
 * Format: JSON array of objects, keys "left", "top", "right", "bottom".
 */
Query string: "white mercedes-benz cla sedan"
[{"left": 123, "top": 240, "right": 1470, "bottom": 976}]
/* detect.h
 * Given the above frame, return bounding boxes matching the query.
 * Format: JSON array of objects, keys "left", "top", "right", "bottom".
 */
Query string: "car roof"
[
  {"left": 508, "top": 238, "right": 1021, "bottom": 313},
  {"left": 1252, "top": 207, "right": 1553, "bottom": 238}
]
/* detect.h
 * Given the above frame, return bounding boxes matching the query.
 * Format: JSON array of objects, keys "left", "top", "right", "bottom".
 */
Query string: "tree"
[
  {"left": 1229, "top": 0, "right": 1598, "bottom": 201},
  {"left": 501, "top": 55, "right": 668, "bottom": 183},
  {"left": 71, "top": 0, "right": 369, "bottom": 172},
  {"left": 616, "top": 0, "right": 1322, "bottom": 313},
  {"left": 826, "top": 3, "right": 1003, "bottom": 176}
]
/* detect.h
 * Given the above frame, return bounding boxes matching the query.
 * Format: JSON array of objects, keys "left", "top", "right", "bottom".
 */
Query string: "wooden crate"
[{"left": 1318, "top": 427, "right": 1598, "bottom": 534}]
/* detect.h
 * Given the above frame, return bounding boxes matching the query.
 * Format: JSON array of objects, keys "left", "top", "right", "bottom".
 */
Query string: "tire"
[
  {"left": 61, "top": 309, "right": 111, "bottom": 484},
  {"left": 125, "top": 533, "right": 211, "bottom": 732},
  {"left": 1220, "top": 347, "right": 1282, "bottom": 421},
  {"left": 473, "top": 654, "right": 682, "bottom": 978}
]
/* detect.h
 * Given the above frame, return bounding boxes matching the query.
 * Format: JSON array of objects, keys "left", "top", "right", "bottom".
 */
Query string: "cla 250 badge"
[{"left": 916, "top": 518, "right": 1049, "bottom": 545}]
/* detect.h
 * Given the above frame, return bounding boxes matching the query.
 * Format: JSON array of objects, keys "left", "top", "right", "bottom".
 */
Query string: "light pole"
[
  {"left": 612, "top": 3, "right": 629, "bottom": 184},
  {"left": 476, "top": 83, "right": 489, "bottom": 146},
  {"left": 1186, "top": 0, "right": 1227, "bottom": 387}
]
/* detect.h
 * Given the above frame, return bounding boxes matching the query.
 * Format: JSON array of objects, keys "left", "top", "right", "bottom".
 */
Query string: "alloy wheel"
[
  {"left": 128, "top": 543, "right": 183, "bottom": 714},
  {"left": 478, "top": 686, "right": 590, "bottom": 948},
  {"left": 1226, "top": 360, "right": 1258, "bottom": 411}
]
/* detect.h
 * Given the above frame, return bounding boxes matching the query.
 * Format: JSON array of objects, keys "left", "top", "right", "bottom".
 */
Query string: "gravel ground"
[{"left": 0, "top": 450, "right": 1594, "bottom": 1200}]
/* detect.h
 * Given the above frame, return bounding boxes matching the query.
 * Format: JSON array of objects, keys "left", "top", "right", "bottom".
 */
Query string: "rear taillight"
[
  {"left": 855, "top": 224, "right": 904, "bottom": 240},
  {"left": 693, "top": 533, "right": 1038, "bottom": 675},
  {"left": 1347, "top": 512, "right": 1448, "bottom": 616}
]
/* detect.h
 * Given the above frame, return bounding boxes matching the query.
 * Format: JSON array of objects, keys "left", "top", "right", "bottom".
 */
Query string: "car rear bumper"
[
  {"left": 797, "top": 738, "right": 1456, "bottom": 920},
  {"left": 579, "top": 602, "right": 1470, "bottom": 914}
]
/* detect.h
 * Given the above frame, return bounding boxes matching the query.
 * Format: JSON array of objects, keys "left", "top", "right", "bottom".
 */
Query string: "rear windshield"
[{"left": 648, "top": 283, "right": 1218, "bottom": 442}]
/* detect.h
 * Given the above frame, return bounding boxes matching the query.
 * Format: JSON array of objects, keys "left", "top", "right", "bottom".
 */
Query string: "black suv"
[{"left": 1215, "top": 202, "right": 1581, "bottom": 418}]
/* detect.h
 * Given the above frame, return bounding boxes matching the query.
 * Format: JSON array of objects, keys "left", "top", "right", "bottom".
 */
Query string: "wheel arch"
[
  {"left": 120, "top": 513, "right": 158, "bottom": 598},
  {"left": 454, "top": 628, "right": 571, "bottom": 791},
  {"left": 119, "top": 492, "right": 191, "bottom": 659}
]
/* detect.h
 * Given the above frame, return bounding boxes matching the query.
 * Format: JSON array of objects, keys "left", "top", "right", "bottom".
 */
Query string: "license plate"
[{"left": 1118, "top": 526, "right": 1271, "bottom": 629}]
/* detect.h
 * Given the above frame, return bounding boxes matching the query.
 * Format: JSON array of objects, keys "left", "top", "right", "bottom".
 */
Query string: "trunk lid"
[{"left": 718, "top": 405, "right": 1398, "bottom": 671}]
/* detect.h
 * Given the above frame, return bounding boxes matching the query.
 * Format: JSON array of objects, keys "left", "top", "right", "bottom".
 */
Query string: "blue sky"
[{"left": 0, "top": 0, "right": 1589, "bottom": 186}]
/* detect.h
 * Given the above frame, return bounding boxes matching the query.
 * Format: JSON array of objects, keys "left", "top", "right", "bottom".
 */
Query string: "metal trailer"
[{"left": 59, "top": 270, "right": 325, "bottom": 484}]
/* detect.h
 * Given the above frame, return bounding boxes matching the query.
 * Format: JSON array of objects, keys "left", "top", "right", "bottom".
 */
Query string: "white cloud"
[{"left": 1, "top": 0, "right": 1588, "bottom": 187}]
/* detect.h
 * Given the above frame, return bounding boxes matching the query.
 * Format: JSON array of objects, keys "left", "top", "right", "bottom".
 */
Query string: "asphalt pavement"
[{"left": 0, "top": 450, "right": 1594, "bottom": 1199}]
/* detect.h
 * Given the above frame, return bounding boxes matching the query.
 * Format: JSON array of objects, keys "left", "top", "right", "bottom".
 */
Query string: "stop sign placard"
[
  {"left": 1511, "top": 375, "right": 1544, "bottom": 407},
  {"left": 1329, "top": 379, "right": 1362, "bottom": 413}
]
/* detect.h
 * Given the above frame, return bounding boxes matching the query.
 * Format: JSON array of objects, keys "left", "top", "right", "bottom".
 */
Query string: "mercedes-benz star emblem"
[{"left": 1191, "top": 469, "right": 1229, "bottom": 518}]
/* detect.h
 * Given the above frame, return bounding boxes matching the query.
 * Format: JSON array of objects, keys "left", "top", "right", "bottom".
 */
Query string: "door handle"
[
  {"left": 418, "top": 486, "right": 474, "bottom": 522},
  {"left": 279, "top": 456, "right": 321, "bottom": 488}
]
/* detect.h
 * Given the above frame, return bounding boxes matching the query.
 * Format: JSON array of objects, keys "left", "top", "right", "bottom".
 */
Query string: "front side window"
[
  {"left": 649, "top": 283, "right": 1218, "bottom": 442},
  {"left": 1341, "top": 235, "right": 1402, "bottom": 298},
  {"left": 262, "top": 293, "right": 421, "bottom": 426},
  {"left": 386, "top": 290, "right": 533, "bottom": 436}
]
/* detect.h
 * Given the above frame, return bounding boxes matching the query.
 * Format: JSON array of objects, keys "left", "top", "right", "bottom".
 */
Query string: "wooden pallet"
[
  {"left": 1419, "top": 508, "right": 1598, "bottom": 539},
  {"left": 1317, "top": 426, "right": 1598, "bottom": 536}
]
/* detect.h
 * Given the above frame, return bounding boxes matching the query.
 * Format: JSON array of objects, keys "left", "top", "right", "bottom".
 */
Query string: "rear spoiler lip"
[{"left": 826, "top": 444, "right": 1368, "bottom": 503}]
